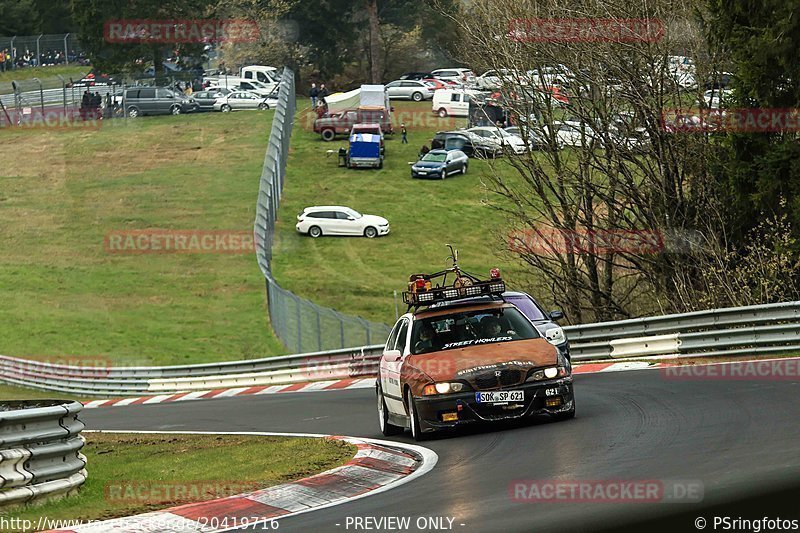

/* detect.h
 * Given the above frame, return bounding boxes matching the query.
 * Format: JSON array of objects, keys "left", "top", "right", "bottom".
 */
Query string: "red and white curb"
[
  {"left": 82, "top": 378, "right": 376, "bottom": 409},
  {"left": 44, "top": 430, "right": 437, "bottom": 533}
]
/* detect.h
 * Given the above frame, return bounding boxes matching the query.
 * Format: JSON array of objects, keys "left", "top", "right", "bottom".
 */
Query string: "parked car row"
[{"left": 114, "top": 86, "right": 277, "bottom": 117}]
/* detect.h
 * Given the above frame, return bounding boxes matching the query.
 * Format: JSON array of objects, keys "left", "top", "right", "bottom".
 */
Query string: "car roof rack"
[{"left": 403, "top": 245, "right": 506, "bottom": 312}]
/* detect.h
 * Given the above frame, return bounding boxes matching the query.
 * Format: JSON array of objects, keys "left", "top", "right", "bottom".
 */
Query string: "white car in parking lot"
[{"left": 296, "top": 206, "right": 390, "bottom": 238}]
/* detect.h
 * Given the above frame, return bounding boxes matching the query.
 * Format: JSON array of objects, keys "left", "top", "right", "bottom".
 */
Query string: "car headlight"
[
  {"left": 526, "top": 366, "right": 570, "bottom": 382},
  {"left": 422, "top": 382, "right": 467, "bottom": 395}
]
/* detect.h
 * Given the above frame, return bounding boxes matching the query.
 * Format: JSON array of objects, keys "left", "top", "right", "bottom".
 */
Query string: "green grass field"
[
  {"left": 0, "top": 111, "right": 285, "bottom": 366},
  {"left": 271, "top": 100, "right": 536, "bottom": 325},
  {"left": 4, "top": 432, "right": 355, "bottom": 530}
]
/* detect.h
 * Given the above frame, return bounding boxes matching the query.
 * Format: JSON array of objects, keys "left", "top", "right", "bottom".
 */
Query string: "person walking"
[
  {"left": 401, "top": 123, "right": 408, "bottom": 144},
  {"left": 310, "top": 83, "right": 319, "bottom": 109}
]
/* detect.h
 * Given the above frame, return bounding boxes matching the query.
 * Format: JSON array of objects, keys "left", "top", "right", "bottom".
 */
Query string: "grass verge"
[
  {"left": 0, "top": 111, "right": 285, "bottom": 365},
  {"left": 271, "top": 100, "right": 532, "bottom": 325},
  {"left": 2, "top": 432, "right": 356, "bottom": 531}
]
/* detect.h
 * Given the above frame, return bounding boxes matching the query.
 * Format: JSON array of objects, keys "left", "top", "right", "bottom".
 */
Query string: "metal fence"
[
  {"left": 1, "top": 301, "right": 799, "bottom": 397},
  {"left": 0, "top": 34, "right": 86, "bottom": 70},
  {"left": 0, "top": 400, "right": 87, "bottom": 508},
  {"left": 254, "top": 68, "right": 392, "bottom": 353}
]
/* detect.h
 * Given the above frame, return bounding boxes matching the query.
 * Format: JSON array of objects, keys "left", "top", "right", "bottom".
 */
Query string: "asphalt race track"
[{"left": 83, "top": 368, "right": 800, "bottom": 533}]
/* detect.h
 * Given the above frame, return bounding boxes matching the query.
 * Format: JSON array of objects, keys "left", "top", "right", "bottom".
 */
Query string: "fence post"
[
  {"left": 64, "top": 34, "right": 70, "bottom": 65},
  {"left": 36, "top": 35, "right": 42, "bottom": 67},
  {"left": 33, "top": 77, "right": 44, "bottom": 114},
  {"left": 10, "top": 37, "right": 15, "bottom": 68}
]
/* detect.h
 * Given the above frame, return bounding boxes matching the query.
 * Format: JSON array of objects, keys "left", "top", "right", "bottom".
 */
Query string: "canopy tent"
[{"left": 325, "top": 85, "right": 389, "bottom": 115}]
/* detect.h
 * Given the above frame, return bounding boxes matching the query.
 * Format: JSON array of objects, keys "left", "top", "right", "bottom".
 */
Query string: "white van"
[
  {"left": 240, "top": 65, "right": 281, "bottom": 85},
  {"left": 432, "top": 88, "right": 481, "bottom": 118}
]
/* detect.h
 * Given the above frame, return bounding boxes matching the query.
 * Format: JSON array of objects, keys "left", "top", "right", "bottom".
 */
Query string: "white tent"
[
  {"left": 325, "top": 88, "right": 361, "bottom": 115},
  {"left": 359, "top": 84, "right": 389, "bottom": 109},
  {"left": 325, "top": 85, "right": 389, "bottom": 115}
]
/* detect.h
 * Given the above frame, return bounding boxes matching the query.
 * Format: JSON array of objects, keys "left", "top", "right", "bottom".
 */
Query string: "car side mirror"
[
  {"left": 347, "top": 216, "right": 355, "bottom": 221},
  {"left": 550, "top": 310, "right": 565, "bottom": 321},
  {"left": 384, "top": 349, "right": 402, "bottom": 362}
]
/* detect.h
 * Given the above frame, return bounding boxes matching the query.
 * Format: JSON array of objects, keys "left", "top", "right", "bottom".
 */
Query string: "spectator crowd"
[{"left": 0, "top": 47, "right": 89, "bottom": 72}]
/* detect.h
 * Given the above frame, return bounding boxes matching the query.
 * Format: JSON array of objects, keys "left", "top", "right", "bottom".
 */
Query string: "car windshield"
[
  {"left": 422, "top": 152, "right": 447, "bottom": 162},
  {"left": 410, "top": 307, "right": 539, "bottom": 355},
  {"left": 344, "top": 208, "right": 362, "bottom": 219}
]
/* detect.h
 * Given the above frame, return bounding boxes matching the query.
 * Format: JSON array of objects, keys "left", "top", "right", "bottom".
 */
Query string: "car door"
[
  {"left": 316, "top": 211, "right": 341, "bottom": 234},
  {"left": 136, "top": 87, "right": 156, "bottom": 114},
  {"left": 334, "top": 210, "right": 360, "bottom": 235},
  {"left": 155, "top": 88, "right": 175, "bottom": 115},
  {"left": 449, "top": 92, "right": 461, "bottom": 115},
  {"left": 381, "top": 318, "right": 409, "bottom": 415},
  {"left": 385, "top": 81, "right": 402, "bottom": 98}
]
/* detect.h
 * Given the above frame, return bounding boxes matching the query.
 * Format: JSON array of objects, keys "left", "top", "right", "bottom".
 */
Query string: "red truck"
[{"left": 314, "top": 107, "right": 394, "bottom": 141}]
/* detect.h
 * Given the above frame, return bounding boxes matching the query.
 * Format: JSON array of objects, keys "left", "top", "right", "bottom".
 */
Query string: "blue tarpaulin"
[{"left": 349, "top": 133, "right": 381, "bottom": 159}]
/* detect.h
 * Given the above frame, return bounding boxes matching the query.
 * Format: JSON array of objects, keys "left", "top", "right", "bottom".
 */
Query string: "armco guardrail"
[
  {"left": 563, "top": 300, "right": 800, "bottom": 360},
  {"left": 1, "top": 301, "right": 799, "bottom": 396},
  {"left": 0, "top": 400, "right": 87, "bottom": 509}
]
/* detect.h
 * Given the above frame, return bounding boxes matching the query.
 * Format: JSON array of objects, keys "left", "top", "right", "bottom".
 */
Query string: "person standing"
[
  {"left": 401, "top": 123, "right": 408, "bottom": 144},
  {"left": 318, "top": 83, "right": 329, "bottom": 106},
  {"left": 310, "top": 83, "right": 319, "bottom": 109}
]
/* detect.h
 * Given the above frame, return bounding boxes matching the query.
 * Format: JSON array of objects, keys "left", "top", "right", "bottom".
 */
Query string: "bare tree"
[{"left": 447, "top": 0, "right": 728, "bottom": 322}]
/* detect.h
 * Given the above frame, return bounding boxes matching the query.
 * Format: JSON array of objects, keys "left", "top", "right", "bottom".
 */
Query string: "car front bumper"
[
  {"left": 413, "top": 377, "right": 574, "bottom": 433},
  {"left": 378, "top": 225, "right": 390, "bottom": 235},
  {"left": 411, "top": 167, "right": 444, "bottom": 178}
]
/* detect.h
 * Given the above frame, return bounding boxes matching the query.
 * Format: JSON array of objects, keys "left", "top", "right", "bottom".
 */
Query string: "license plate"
[
  {"left": 475, "top": 390, "right": 524, "bottom": 404},
  {"left": 417, "top": 171, "right": 427, "bottom": 175}
]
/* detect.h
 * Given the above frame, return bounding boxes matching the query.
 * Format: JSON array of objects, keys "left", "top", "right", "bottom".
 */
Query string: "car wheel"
[
  {"left": 407, "top": 391, "right": 428, "bottom": 441},
  {"left": 126, "top": 106, "right": 139, "bottom": 118},
  {"left": 364, "top": 226, "right": 378, "bottom": 239},
  {"left": 170, "top": 105, "right": 181, "bottom": 115},
  {"left": 377, "top": 383, "right": 403, "bottom": 436},
  {"left": 437, "top": 108, "right": 448, "bottom": 118},
  {"left": 221, "top": 104, "right": 232, "bottom": 113},
  {"left": 258, "top": 102, "right": 269, "bottom": 110},
  {"left": 321, "top": 128, "right": 336, "bottom": 141},
  {"left": 308, "top": 225, "right": 322, "bottom": 238},
  {"left": 412, "top": 91, "right": 423, "bottom": 102},
  {"left": 462, "top": 162, "right": 468, "bottom": 174}
]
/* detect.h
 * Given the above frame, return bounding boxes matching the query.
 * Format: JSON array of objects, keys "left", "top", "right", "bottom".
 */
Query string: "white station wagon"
[{"left": 296, "top": 206, "right": 390, "bottom": 238}]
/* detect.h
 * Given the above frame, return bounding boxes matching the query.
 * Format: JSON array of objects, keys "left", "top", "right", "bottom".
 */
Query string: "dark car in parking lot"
[
  {"left": 123, "top": 87, "right": 199, "bottom": 117},
  {"left": 431, "top": 131, "right": 501, "bottom": 158}
]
